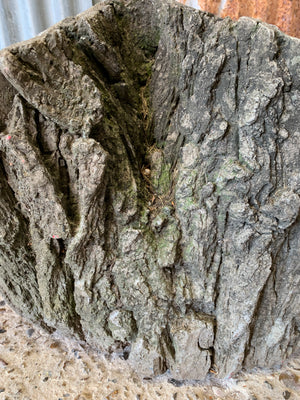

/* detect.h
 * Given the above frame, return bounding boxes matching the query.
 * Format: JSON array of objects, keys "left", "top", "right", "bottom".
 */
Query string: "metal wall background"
[
  {"left": 184, "top": 0, "right": 200, "bottom": 10},
  {"left": 0, "top": 0, "right": 100, "bottom": 49}
]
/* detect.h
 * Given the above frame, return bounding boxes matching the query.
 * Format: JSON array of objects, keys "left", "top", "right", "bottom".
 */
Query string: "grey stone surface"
[{"left": 0, "top": 0, "right": 299, "bottom": 380}]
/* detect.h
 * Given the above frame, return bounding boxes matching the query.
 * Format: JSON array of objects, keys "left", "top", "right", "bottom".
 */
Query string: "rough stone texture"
[
  {"left": 0, "top": 0, "right": 299, "bottom": 380},
  {"left": 180, "top": 0, "right": 300, "bottom": 38}
]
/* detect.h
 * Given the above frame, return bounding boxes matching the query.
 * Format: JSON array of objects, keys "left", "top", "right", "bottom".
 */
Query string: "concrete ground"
[{"left": 0, "top": 298, "right": 299, "bottom": 400}]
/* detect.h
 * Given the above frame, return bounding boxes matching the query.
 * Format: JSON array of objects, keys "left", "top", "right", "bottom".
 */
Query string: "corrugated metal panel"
[
  {"left": 183, "top": 0, "right": 200, "bottom": 9},
  {"left": 0, "top": 0, "right": 100, "bottom": 50}
]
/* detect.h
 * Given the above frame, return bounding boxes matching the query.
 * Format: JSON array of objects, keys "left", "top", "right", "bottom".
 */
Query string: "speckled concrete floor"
[{"left": 0, "top": 298, "right": 299, "bottom": 400}]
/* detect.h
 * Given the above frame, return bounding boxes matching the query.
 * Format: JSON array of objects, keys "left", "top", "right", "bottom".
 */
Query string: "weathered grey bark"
[{"left": 0, "top": 0, "right": 299, "bottom": 380}]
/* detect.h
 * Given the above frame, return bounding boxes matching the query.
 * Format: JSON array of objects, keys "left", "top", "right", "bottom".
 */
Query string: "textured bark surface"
[
  {"left": 0, "top": 0, "right": 299, "bottom": 380},
  {"left": 180, "top": 0, "right": 300, "bottom": 39}
]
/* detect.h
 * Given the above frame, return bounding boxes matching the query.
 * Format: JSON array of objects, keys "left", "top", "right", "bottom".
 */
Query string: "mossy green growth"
[
  {"left": 177, "top": 196, "right": 198, "bottom": 212},
  {"left": 133, "top": 27, "right": 160, "bottom": 57},
  {"left": 158, "top": 163, "right": 171, "bottom": 195}
]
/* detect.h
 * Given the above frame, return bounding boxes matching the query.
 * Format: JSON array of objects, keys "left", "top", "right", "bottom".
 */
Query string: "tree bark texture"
[{"left": 0, "top": 0, "right": 299, "bottom": 380}]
